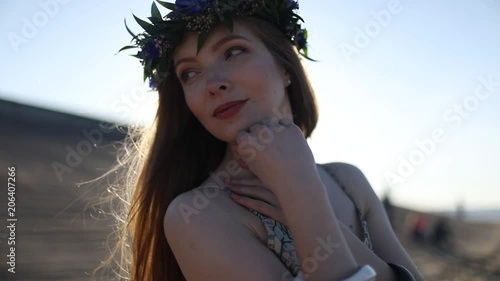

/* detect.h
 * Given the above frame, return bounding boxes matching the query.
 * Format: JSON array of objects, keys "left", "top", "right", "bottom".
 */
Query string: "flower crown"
[{"left": 119, "top": 0, "right": 312, "bottom": 90}]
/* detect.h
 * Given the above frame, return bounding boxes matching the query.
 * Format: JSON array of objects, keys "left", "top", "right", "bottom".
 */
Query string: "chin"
[
  {"left": 207, "top": 113, "right": 261, "bottom": 141},
  {"left": 205, "top": 125, "right": 238, "bottom": 143}
]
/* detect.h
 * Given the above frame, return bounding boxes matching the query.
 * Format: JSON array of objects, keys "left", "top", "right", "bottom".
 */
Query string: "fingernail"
[
  {"left": 230, "top": 193, "right": 240, "bottom": 200},
  {"left": 280, "top": 118, "right": 292, "bottom": 126}
]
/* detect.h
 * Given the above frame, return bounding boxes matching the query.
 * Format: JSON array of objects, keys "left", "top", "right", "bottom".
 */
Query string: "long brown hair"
[{"left": 94, "top": 15, "right": 319, "bottom": 281}]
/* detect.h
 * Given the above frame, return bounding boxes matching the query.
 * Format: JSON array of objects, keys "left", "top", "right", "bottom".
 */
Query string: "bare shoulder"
[
  {"left": 320, "top": 162, "right": 380, "bottom": 211},
  {"left": 164, "top": 186, "right": 232, "bottom": 226},
  {"left": 164, "top": 187, "right": 294, "bottom": 281}
]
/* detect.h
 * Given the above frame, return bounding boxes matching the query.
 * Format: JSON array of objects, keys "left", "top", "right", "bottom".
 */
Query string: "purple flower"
[
  {"left": 175, "top": 0, "right": 214, "bottom": 15},
  {"left": 296, "top": 29, "right": 306, "bottom": 49},
  {"left": 149, "top": 76, "right": 157, "bottom": 90},
  {"left": 287, "top": 0, "right": 299, "bottom": 9},
  {"left": 137, "top": 39, "right": 160, "bottom": 61}
]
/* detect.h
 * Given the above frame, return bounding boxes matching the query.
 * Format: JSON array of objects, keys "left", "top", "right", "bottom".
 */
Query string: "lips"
[{"left": 213, "top": 99, "right": 248, "bottom": 117}]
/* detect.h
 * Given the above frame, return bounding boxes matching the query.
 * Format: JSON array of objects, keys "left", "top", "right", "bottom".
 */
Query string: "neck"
[{"left": 205, "top": 141, "right": 258, "bottom": 188}]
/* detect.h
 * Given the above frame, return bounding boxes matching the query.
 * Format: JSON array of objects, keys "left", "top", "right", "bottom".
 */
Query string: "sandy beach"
[{"left": 1, "top": 98, "right": 499, "bottom": 281}]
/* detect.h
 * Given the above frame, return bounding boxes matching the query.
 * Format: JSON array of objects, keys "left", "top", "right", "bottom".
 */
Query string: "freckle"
[{"left": 349, "top": 225, "right": 353, "bottom": 229}]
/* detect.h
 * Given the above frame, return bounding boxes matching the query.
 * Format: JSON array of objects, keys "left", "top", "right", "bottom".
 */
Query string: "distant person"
[
  {"left": 431, "top": 217, "right": 451, "bottom": 250},
  {"left": 456, "top": 199, "right": 465, "bottom": 221},
  {"left": 95, "top": 1, "right": 423, "bottom": 280},
  {"left": 411, "top": 214, "right": 427, "bottom": 243}
]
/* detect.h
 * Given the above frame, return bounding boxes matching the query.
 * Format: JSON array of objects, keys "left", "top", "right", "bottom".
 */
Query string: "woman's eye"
[
  {"left": 225, "top": 46, "right": 246, "bottom": 60},
  {"left": 180, "top": 70, "right": 196, "bottom": 82}
]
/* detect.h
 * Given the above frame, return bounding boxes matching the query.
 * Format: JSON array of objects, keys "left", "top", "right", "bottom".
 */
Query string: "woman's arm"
[
  {"left": 232, "top": 119, "right": 387, "bottom": 280},
  {"left": 275, "top": 174, "right": 396, "bottom": 281},
  {"left": 227, "top": 172, "right": 406, "bottom": 280},
  {"left": 324, "top": 163, "right": 424, "bottom": 280},
  {"left": 276, "top": 174, "right": 359, "bottom": 281}
]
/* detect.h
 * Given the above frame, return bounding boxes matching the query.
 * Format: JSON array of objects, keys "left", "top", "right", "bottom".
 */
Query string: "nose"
[
  {"left": 206, "top": 66, "right": 231, "bottom": 97},
  {"left": 207, "top": 82, "right": 229, "bottom": 96}
]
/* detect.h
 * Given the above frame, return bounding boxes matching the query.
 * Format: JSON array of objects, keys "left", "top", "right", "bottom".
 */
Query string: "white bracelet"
[
  {"left": 292, "top": 265, "right": 376, "bottom": 281},
  {"left": 342, "top": 265, "right": 377, "bottom": 281}
]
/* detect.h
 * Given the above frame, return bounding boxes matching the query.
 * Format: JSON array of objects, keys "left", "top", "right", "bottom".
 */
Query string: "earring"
[{"left": 286, "top": 78, "right": 291, "bottom": 86}]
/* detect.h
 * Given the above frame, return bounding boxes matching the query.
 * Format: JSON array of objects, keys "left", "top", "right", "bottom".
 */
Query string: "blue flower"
[
  {"left": 287, "top": 0, "right": 299, "bottom": 9},
  {"left": 296, "top": 29, "right": 307, "bottom": 50},
  {"left": 175, "top": 0, "right": 214, "bottom": 15},
  {"left": 146, "top": 40, "right": 160, "bottom": 60},
  {"left": 137, "top": 39, "right": 160, "bottom": 61},
  {"left": 149, "top": 76, "right": 157, "bottom": 90}
]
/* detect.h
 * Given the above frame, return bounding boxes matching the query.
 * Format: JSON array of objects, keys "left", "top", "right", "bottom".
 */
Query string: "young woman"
[{"left": 97, "top": 1, "right": 424, "bottom": 280}]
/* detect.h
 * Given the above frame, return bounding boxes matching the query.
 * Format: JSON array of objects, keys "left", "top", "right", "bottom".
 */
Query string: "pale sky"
[{"left": 1, "top": 0, "right": 499, "bottom": 212}]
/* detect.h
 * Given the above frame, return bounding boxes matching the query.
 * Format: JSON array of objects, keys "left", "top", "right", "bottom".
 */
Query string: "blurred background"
[{"left": 0, "top": 0, "right": 499, "bottom": 280}]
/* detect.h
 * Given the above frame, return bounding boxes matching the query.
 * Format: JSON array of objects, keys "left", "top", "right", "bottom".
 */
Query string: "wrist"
[{"left": 273, "top": 168, "right": 324, "bottom": 193}]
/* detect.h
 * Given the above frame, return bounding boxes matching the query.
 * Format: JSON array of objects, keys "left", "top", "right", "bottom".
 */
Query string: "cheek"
[
  {"left": 184, "top": 90, "right": 206, "bottom": 120},
  {"left": 238, "top": 60, "right": 285, "bottom": 106},
  {"left": 236, "top": 59, "right": 281, "bottom": 92},
  {"left": 183, "top": 83, "right": 204, "bottom": 114}
]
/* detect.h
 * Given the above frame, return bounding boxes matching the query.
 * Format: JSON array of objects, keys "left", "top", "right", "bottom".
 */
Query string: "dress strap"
[{"left": 319, "top": 164, "right": 374, "bottom": 252}]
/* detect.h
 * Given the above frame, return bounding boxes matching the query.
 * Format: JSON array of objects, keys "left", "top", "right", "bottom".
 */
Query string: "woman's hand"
[
  {"left": 225, "top": 177, "right": 288, "bottom": 227},
  {"left": 233, "top": 117, "right": 319, "bottom": 193}
]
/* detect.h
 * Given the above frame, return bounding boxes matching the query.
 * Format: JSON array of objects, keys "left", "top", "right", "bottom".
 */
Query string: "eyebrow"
[
  {"left": 174, "top": 35, "right": 250, "bottom": 71},
  {"left": 211, "top": 34, "right": 249, "bottom": 53}
]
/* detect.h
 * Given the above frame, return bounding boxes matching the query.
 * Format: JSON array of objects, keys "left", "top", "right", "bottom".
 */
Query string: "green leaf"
[
  {"left": 151, "top": 2, "right": 162, "bottom": 18},
  {"left": 148, "top": 16, "right": 164, "bottom": 24},
  {"left": 166, "top": 11, "right": 177, "bottom": 19},
  {"left": 117, "top": 45, "right": 137, "bottom": 53},
  {"left": 295, "top": 14, "right": 305, "bottom": 23},
  {"left": 196, "top": 32, "right": 209, "bottom": 55},
  {"left": 124, "top": 18, "right": 136, "bottom": 38},
  {"left": 144, "top": 60, "right": 153, "bottom": 81},
  {"left": 133, "top": 14, "right": 156, "bottom": 34},
  {"left": 156, "top": 0, "right": 177, "bottom": 11},
  {"left": 300, "top": 48, "right": 318, "bottom": 62}
]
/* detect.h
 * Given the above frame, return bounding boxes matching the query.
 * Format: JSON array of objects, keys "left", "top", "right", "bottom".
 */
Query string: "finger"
[
  {"left": 278, "top": 117, "right": 293, "bottom": 127},
  {"left": 230, "top": 194, "right": 282, "bottom": 220},
  {"left": 261, "top": 116, "right": 292, "bottom": 133},
  {"left": 268, "top": 116, "right": 283, "bottom": 131},
  {"left": 226, "top": 183, "right": 278, "bottom": 207},
  {"left": 260, "top": 116, "right": 293, "bottom": 129},
  {"left": 249, "top": 123, "right": 269, "bottom": 135},
  {"left": 228, "top": 179, "right": 272, "bottom": 193},
  {"left": 230, "top": 142, "right": 245, "bottom": 162},
  {"left": 236, "top": 130, "right": 251, "bottom": 145},
  {"left": 259, "top": 116, "right": 273, "bottom": 128}
]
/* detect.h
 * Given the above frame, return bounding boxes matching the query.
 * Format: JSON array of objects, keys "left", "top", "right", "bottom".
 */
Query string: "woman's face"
[{"left": 173, "top": 20, "right": 292, "bottom": 142}]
